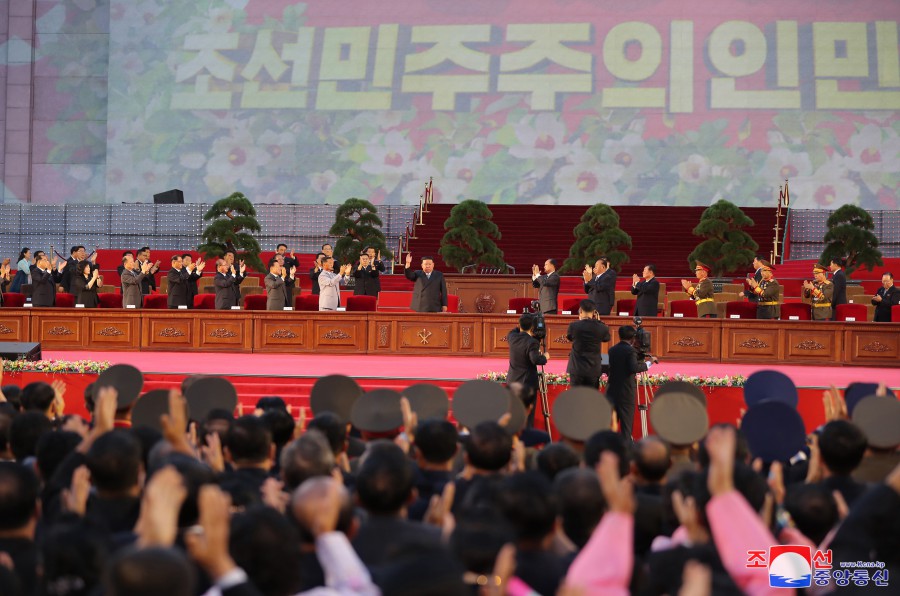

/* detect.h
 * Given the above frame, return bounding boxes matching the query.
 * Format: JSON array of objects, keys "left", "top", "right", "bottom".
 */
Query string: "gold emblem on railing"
[{"left": 418, "top": 329, "right": 432, "bottom": 344}]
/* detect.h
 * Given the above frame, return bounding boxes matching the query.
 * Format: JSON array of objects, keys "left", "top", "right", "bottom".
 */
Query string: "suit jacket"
[
  {"left": 0, "top": 278, "right": 8, "bottom": 306},
  {"left": 506, "top": 328, "right": 548, "bottom": 391},
  {"left": 309, "top": 267, "right": 322, "bottom": 295},
  {"left": 631, "top": 277, "right": 660, "bottom": 317},
  {"left": 136, "top": 260, "right": 157, "bottom": 295},
  {"left": 872, "top": 285, "right": 900, "bottom": 322},
  {"left": 318, "top": 270, "right": 346, "bottom": 310},
  {"left": 120, "top": 269, "right": 146, "bottom": 308},
  {"left": 214, "top": 272, "right": 238, "bottom": 310},
  {"left": 72, "top": 274, "right": 99, "bottom": 308},
  {"left": 405, "top": 269, "right": 447, "bottom": 312},
  {"left": 566, "top": 318, "right": 611, "bottom": 379},
  {"left": 831, "top": 269, "right": 847, "bottom": 307},
  {"left": 352, "top": 264, "right": 381, "bottom": 296},
  {"left": 61, "top": 257, "right": 78, "bottom": 293},
  {"left": 745, "top": 268, "right": 763, "bottom": 303},
  {"left": 167, "top": 267, "right": 189, "bottom": 308},
  {"left": 585, "top": 270, "right": 616, "bottom": 315},
  {"left": 186, "top": 270, "right": 201, "bottom": 308},
  {"left": 265, "top": 273, "right": 288, "bottom": 310},
  {"left": 606, "top": 341, "right": 648, "bottom": 404},
  {"left": 532, "top": 272, "right": 560, "bottom": 312},
  {"left": 32, "top": 268, "right": 62, "bottom": 307}
]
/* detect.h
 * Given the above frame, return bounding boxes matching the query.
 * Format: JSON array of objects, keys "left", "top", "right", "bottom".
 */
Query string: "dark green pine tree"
[
  {"left": 562, "top": 204, "right": 632, "bottom": 272},
  {"left": 329, "top": 198, "right": 393, "bottom": 266},
  {"left": 688, "top": 200, "right": 758, "bottom": 277},
  {"left": 820, "top": 205, "right": 883, "bottom": 275},
  {"left": 439, "top": 200, "right": 506, "bottom": 272},
  {"left": 197, "top": 192, "right": 264, "bottom": 272}
]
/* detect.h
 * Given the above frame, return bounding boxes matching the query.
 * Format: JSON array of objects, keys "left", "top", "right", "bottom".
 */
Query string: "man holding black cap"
[
  {"left": 507, "top": 313, "right": 549, "bottom": 402},
  {"left": 532, "top": 259, "right": 560, "bottom": 314},
  {"left": 566, "top": 300, "right": 611, "bottom": 389},
  {"left": 607, "top": 325, "right": 650, "bottom": 442}
]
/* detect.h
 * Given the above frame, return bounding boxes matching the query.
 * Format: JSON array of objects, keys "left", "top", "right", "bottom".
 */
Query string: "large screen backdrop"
[{"left": 103, "top": 0, "right": 899, "bottom": 208}]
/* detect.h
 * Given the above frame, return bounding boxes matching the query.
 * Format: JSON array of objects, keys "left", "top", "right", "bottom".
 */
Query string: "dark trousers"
[
  {"left": 608, "top": 391, "right": 635, "bottom": 443},
  {"left": 569, "top": 375, "right": 600, "bottom": 389}
]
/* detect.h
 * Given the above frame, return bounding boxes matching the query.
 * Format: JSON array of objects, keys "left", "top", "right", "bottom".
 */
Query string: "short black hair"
[
  {"left": 9, "top": 412, "right": 53, "bottom": 462},
  {"left": 884, "top": 271, "right": 894, "bottom": 280},
  {"left": 784, "top": 484, "right": 839, "bottom": 546},
  {"left": 818, "top": 420, "right": 867, "bottom": 476},
  {"left": 224, "top": 249, "right": 236, "bottom": 258},
  {"left": 535, "top": 442, "right": 580, "bottom": 482},
  {"left": 316, "top": 252, "right": 326, "bottom": 259},
  {"left": 121, "top": 250, "right": 133, "bottom": 257},
  {"left": 105, "top": 547, "right": 195, "bottom": 596},
  {"left": 36, "top": 430, "right": 82, "bottom": 481},
  {"left": 279, "top": 430, "right": 335, "bottom": 491},
  {"left": 583, "top": 430, "right": 630, "bottom": 477},
  {"left": 645, "top": 264, "right": 656, "bottom": 274},
  {"left": 465, "top": 422, "right": 512, "bottom": 472},
  {"left": 450, "top": 506, "right": 515, "bottom": 575},
  {"left": 260, "top": 409, "right": 295, "bottom": 449},
  {"left": 306, "top": 412, "right": 346, "bottom": 455},
  {"left": 276, "top": 243, "right": 287, "bottom": 250},
  {"left": 21, "top": 381, "right": 56, "bottom": 413},
  {"left": 618, "top": 325, "right": 637, "bottom": 341},
  {"left": 830, "top": 257, "right": 846, "bottom": 268},
  {"left": 518, "top": 313, "right": 535, "bottom": 332},
  {"left": 86, "top": 430, "right": 143, "bottom": 493},
  {"left": 548, "top": 259, "right": 558, "bottom": 269},
  {"left": 70, "top": 246, "right": 80, "bottom": 255},
  {"left": 225, "top": 416, "right": 273, "bottom": 465},
  {"left": 579, "top": 299, "right": 597, "bottom": 315},
  {"left": 268, "top": 258, "right": 279, "bottom": 269},
  {"left": 321, "top": 243, "right": 332, "bottom": 250},
  {"left": 356, "top": 441, "right": 414, "bottom": 515},
  {"left": 554, "top": 468, "right": 605, "bottom": 548},
  {"left": 421, "top": 256, "right": 435, "bottom": 262},
  {"left": 255, "top": 396, "right": 287, "bottom": 413},
  {"left": 76, "top": 260, "right": 92, "bottom": 275},
  {"left": 414, "top": 419, "right": 458, "bottom": 464},
  {"left": 137, "top": 246, "right": 150, "bottom": 255},
  {"left": 598, "top": 256, "right": 609, "bottom": 267},
  {"left": 170, "top": 255, "right": 181, "bottom": 263},
  {"left": 0, "top": 462, "right": 39, "bottom": 530},
  {"left": 496, "top": 472, "right": 557, "bottom": 543},
  {"left": 181, "top": 253, "right": 193, "bottom": 260},
  {"left": 230, "top": 507, "right": 303, "bottom": 596}
]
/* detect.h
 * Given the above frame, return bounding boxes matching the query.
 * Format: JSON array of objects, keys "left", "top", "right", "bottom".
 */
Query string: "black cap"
[
  {"left": 852, "top": 395, "right": 900, "bottom": 449},
  {"left": 655, "top": 381, "right": 707, "bottom": 407},
  {"left": 93, "top": 364, "right": 144, "bottom": 409},
  {"left": 844, "top": 383, "right": 895, "bottom": 416},
  {"left": 452, "top": 380, "right": 509, "bottom": 430},
  {"left": 552, "top": 388, "right": 612, "bottom": 441},
  {"left": 650, "top": 392, "right": 709, "bottom": 445},
  {"left": 310, "top": 375, "right": 362, "bottom": 424},
  {"left": 741, "top": 402, "right": 806, "bottom": 462},
  {"left": 132, "top": 389, "right": 190, "bottom": 432},
  {"left": 350, "top": 389, "right": 403, "bottom": 433},
  {"left": 401, "top": 384, "right": 449, "bottom": 421},
  {"left": 185, "top": 377, "right": 238, "bottom": 422},
  {"left": 743, "top": 370, "right": 798, "bottom": 409}
]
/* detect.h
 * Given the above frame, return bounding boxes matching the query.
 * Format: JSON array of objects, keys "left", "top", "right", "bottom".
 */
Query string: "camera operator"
[
  {"left": 506, "top": 313, "right": 550, "bottom": 420},
  {"left": 565, "top": 299, "right": 611, "bottom": 389},
  {"left": 532, "top": 259, "right": 560, "bottom": 314},
  {"left": 607, "top": 324, "right": 655, "bottom": 442}
]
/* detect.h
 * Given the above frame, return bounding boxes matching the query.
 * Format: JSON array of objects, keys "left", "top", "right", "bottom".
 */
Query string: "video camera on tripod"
[
  {"left": 531, "top": 300, "right": 547, "bottom": 342},
  {"left": 632, "top": 316, "right": 652, "bottom": 360}
]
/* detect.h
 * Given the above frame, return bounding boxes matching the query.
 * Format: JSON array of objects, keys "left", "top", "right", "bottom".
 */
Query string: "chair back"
[
  {"left": 725, "top": 301, "right": 757, "bottom": 319},
  {"left": 447, "top": 295, "right": 460, "bottom": 313},
  {"left": 614, "top": 299, "right": 636, "bottom": 316},
  {"left": 2, "top": 293, "right": 26, "bottom": 308},
  {"left": 143, "top": 294, "right": 168, "bottom": 309},
  {"left": 835, "top": 303, "right": 868, "bottom": 322},
  {"left": 347, "top": 295, "right": 377, "bottom": 312},
  {"left": 508, "top": 297, "right": 534, "bottom": 313},
  {"left": 98, "top": 293, "right": 123, "bottom": 309},
  {"left": 779, "top": 302, "right": 811, "bottom": 321},
  {"left": 193, "top": 294, "right": 215, "bottom": 309},
  {"left": 55, "top": 293, "right": 75, "bottom": 308},
  {"left": 243, "top": 294, "right": 268, "bottom": 311},
  {"left": 669, "top": 300, "right": 697, "bottom": 318}
]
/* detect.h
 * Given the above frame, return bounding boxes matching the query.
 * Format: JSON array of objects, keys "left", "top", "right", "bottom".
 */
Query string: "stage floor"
[{"left": 46, "top": 350, "right": 900, "bottom": 389}]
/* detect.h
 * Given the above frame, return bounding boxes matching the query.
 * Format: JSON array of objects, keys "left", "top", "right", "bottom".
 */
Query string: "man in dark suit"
[
  {"left": 583, "top": 256, "right": 616, "bottom": 315},
  {"left": 223, "top": 250, "right": 246, "bottom": 307},
  {"left": 309, "top": 253, "right": 325, "bottom": 295},
  {"left": 31, "top": 255, "right": 65, "bottom": 307},
  {"left": 739, "top": 255, "right": 764, "bottom": 303},
  {"left": 531, "top": 258, "right": 560, "bottom": 314},
  {"left": 214, "top": 259, "right": 239, "bottom": 310},
  {"left": 566, "top": 300, "right": 611, "bottom": 389},
  {"left": 506, "top": 313, "right": 549, "bottom": 399},
  {"left": 872, "top": 272, "right": 900, "bottom": 322},
  {"left": 116, "top": 250, "right": 134, "bottom": 278},
  {"left": 135, "top": 247, "right": 159, "bottom": 297},
  {"left": 365, "top": 246, "right": 386, "bottom": 294},
  {"left": 830, "top": 257, "right": 848, "bottom": 320},
  {"left": 404, "top": 254, "right": 448, "bottom": 312},
  {"left": 61, "top": 245, "right": 83, "bottom": 293},
  {"left": 264, "top": 259, "right": 289, "bottom": 311},
  {"left": 276, "top": 244, "right": 298, "bottom": 271},
  {"left": 607, "top": 325, "right": 650, "bottom": 442},
  {"left": 166, "top": 255, "right": 191, "bottom": 309},
  {"left": 181, "top": 254, "right": 204, "bottom": 308},
  {"left": 352, "top": 252, "right": 380, "bottom": 297},
  {"left": 631, "top": 264, "right": 660, "bottom": 317}
]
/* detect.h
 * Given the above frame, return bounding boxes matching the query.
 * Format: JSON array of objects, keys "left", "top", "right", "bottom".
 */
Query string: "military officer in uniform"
[
  {"left": 682, "top": 261, "right": 716, "bottom": 318},
  {"left": 803, "top": 264, "right": 834, "bottom": 321},
  {"left": 747, "top": 260, "right": 780, "bottom": 319}
]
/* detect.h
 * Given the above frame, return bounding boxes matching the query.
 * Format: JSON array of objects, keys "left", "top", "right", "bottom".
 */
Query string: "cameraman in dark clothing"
[
  {"left": 606, "top": 325, "right": 653, "bottom": 442},
  {"left": 566, "top": 300, "right": 611, "bottom": 389},
  {"left": 506, "top": 313, "right": 549, "bottom": 409}
]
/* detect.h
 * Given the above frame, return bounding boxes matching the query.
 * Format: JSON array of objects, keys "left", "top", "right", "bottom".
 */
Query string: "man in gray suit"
[
  {"left": 319, "top": 257, "right": 352, "bottom": 311},
  {"left": 120, "top": 254, "right": 152, "bottom": 308},
  {"left": 531, "top": 258, "right": 560, "bottom": 314},
  {"left": 265, "top": 258, "right": 293, "bottom": 310},
  {"left": 404, "top": 254, "right": 448, "bottom": 312}
]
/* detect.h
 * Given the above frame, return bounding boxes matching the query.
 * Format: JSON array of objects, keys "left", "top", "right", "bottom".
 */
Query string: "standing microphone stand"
[
  {"left": 636, "top": 367, "right": 653, "bottom": 438},
  {"left": 537, "top": 335, "right": 553, "bottom": 438}
]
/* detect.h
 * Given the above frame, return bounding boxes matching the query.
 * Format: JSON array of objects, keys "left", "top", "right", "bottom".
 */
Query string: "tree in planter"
[
  {"left": 687, "top": 200, "right": 758, "bottom": 277},
  {"left": 820, "top": 205, "right": 883, "bottom": 275},
  {"left": 329, "top": 198, "right": 394, "bottom": 266},
  {"left": 562, "top": 204, "right": 632, "bottom": 272},
  {"left": 197, "top": 192, "right": 264, "bottom": 272},
  {"left": 439, "top": 200, "right": 506, "bottom": 272}
]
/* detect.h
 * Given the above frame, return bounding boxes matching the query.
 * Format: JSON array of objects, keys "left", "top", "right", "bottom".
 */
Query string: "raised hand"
[
  {"left": 405, "top": 253, "right": 412, "bottom": 268},
  {"left": 597, "top": 451, "right": 635, "bottom": 513},
  {"left": 681, "top": 279, "right": 691, "bottom": 290},
  {"left": 705, "top": 426, "right": 736, "bottom": 496},
  {"left": 532, "top": 264, "right": 540, "bottom": 276},
  {"left": 135, "top": 466, "right": 187, "bottom": 547},
  {"left": 239, "top": 261, "right": 246, "bottom": 274},
  {"left": 290, "top": 248, "right": 295, "bottom": 258},
  {"left": 57, "top": 261, "right": 66, "bottom": 273},
  {"left": 290, "top": 266, "right": 296, "bottom": 277},
  {"left": 184, "top": 486, "right": 236, "bottom": 581},
  {"left": 632, "top": 273, "right": 640, "bottom": 285}
]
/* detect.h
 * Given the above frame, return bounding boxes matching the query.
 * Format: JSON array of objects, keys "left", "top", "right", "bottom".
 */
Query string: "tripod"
[
  {"left": 537, "top": 337, "right": 553, "bottom": 437},
  {"left": 636, "top": 368, "right": 654, "bottom": 438}
]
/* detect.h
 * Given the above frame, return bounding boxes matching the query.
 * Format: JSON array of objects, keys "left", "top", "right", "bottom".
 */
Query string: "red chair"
[
  {"left": 780, "top": 302, "right": 811, "bottom": 321},
  {"left": 508, "top": 297, "right": 535, "bottom": 313},
  {"left": 143, "top": 294, "right": 168, "bottom": 309},
  {"left": 295, "top": 295, "right": 320, "bottom": 311},
  {"left": 669, "top": 300, "right": 697, "bottom": 318},
  {"left": 193, "top": 294, "right": 215, "bottom": 309},
  {"left": 893, "top": 304, "right": 900, "bottom": 322},
  {"left": 2, "top": 293, "right": 25, "bottom": 307},
  {"left": 562, "top": 298, "right": 583, "bottom": 313},
  {"left": 835, "top": 303, "right": 868, "bottom": 322},
  {"left": 614, "top": 299, "right": 636, "bottom": 316},
  {"left": 725, "top": 301, "right": 757, "bottom": 319},
  {"left": 98, "top": 293, "right": 123, "bottom": 309},
  {"left": 55, "top": 293, "right": 75, "bottom": 308},
  {"left": 244, "top": 294, "right": 268, "bottom": 310},
  {"left": 347, "top": 295, "right": 376, "bottom": 312},
  {"left": 447, "top": 295, "right": 460, "bottom": 313}
]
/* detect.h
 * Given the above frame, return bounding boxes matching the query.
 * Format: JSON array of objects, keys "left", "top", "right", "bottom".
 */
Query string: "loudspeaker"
[
  {"left": 0, "top": 342, "right": 41, "bottom": 361},
  {"left": 153, "top": 189, "right": 184, "bottom": 204}
]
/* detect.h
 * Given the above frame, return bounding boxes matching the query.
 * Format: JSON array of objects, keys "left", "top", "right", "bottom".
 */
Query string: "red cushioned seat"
[
  {"left": 893, "top": 304, "right": 900, "bottom": 322},
  {"left": 295, "top": 294, "right": 320, "bottom": 311},
  {"left": 243, "top": 294, "right": 268, "bottom": 311},
  {"left": 98, "top": 293, "right": 123, "bottom": 309},
  {"left": 725, "top": 301, "right": 757, "bottom": 319},
  {"left": 508, "top": 297, "right": 535, "bottom": 313},
  {"left": 447, "top": 295, "right": 460, "bottom": 313},
  {"left": 614, "top": 299, "right": 636, "bottom": 316},
  {"left": 835, "top": 303, "right": 868, "bottom": 322},
  {"left": 669, "top": 299, "right": 697, "bottom": 318},
  {"left": 347, "top": 295, "right": 376, "bottom": 312},
  {"left": 562, "top": 298, "right": 583, "bottom": 313},
  {"left": 55, "top": 293, "right": 75, "bottom": 308},
  {"left": 143, "top": 294, "right": 168, "bottom": 309},
  {"left": 193, "top": 294, "right": 215, "bottom": 310},
  {"left": 2, "top": 293, "right": 25, "bottom": 307},
  {"left": 780, "top": 302, "right": 811, "bottom": 321}
]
